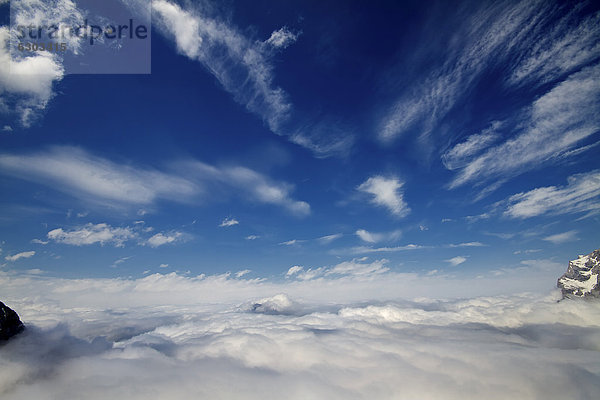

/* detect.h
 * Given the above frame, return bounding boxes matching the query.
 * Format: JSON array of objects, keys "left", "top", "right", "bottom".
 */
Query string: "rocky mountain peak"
[
  {"left": 1, "top": 301, "right": 25, "bottom": 341},
  {"left": 557, "top": 249, "right": 600, "bottom": 299}
]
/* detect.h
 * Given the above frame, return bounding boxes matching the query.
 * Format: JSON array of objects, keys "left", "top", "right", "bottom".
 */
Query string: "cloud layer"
[{"left": 1, "top": 266, "right": 599, "bottom": 400}]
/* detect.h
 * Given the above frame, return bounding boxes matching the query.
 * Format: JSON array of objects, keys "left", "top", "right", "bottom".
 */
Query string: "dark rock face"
[
  {"left": 557, "top": 249, "right": 600, "bottom": 299},
  {"left": 0, "top": 301, "right": 25, "bottom": 341}
]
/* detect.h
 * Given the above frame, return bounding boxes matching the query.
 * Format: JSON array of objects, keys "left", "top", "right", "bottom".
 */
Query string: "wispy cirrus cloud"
[
  {"left": 152, "top": 0, "right": 352, "bottom": 157},
  {"left": 378, "top": 0, "right": 547, "bottom": 143},
  {"left": 182, "top": 161, "right": 310, "bottom": 217},
  {"left": 0, "top": 146, "right": 198, "bottom": 208},
  {"left": 442, "top": 121, "right": 502, "bottom": 170},
  {"left": 503, "top": 170, "right": 600, "bottom": 219},
  {"left": 0, "top": 146, "right": 310, "bottom": 216},
  {"left": 449, "top": 64, "right": 600, "bottom": 189},
  {"left": 376, "top": 0, "right": 599, "bottom": 193},
  {"left": 357, "top": 175, "right": 410, "bottom": 217}
]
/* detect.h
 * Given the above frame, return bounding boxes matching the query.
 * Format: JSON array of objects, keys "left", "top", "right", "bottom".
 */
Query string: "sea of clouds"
[{"left": 1, "top": 260, "right": 600, "bottom": 399}]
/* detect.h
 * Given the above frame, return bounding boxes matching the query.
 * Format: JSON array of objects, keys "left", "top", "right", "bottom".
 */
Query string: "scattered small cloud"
[
  {"left": 513, "top": 249, "right": 541, "bottom": 255},
  {"left": 445, "top": 256, "right": 467, "bottom": 266},
  {"left": 265, "top": 27, "right": 299, "bottom": 49},
  {"left": 159, "top": 263, "right": 169, "bottom": 269},
  {"left": 47, "top": 223, "right": 136, "bottom": 247},
  {"left": 219, "top": 217, "right": 239, "bottom": 227},
  {"left": 447, "top": 242, "right": 486, "bottom": 248},
  {"left": 146, "top": 232, "right": 184, "bottom": 248},
  {"left": 318, "top": 233, "right": 343, "bottom": 244},
  {"left": 31, "top": 239, "right": 49, "bottom": 245},
  {"left": 542, "top": 230, "right": 578, "bottom": 244},
  {"left": 279, "top": 239, "right": 302, "bottom": 246},
  {"left": 5, "top": 250, "right": 35, "bottom": 261},
  {"left": 345, "top": 244, "right": 426, "bottom": 255},
  {"left": 245, "top": 235, "right": 260, "bottom": 240},
  {"left": 24, "top": 268, "right": 45, "bottom": 275},
  {"left": 235, "top": 269, "right": 251, "bottom": 278},
  {"left": 355, "top": 229, "right": 401, "bottom": 243},
  {"left": 286, "top": 265, "right": 304, "bottom": 277}
]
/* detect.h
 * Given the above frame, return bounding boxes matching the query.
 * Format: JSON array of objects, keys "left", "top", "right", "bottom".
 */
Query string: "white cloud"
[
  {"left": 0, "top": 263, "right": 598, "bottom": 399},
  {"left": 0, "top": 0, "right": 87, "bottom": 127},
  {"left": 265, "top": 27, "right": 299, "bottom": 49},
  {"left": 159, "top": 263, "right": 169, "bottom": 269},
  {"left": 357, "top": 176, "right": 410, "bottom": 217},
  {"left": 0, "top": 27, "right": 64, "bottom": 127},
  {"left": 355, "top": 229, "right": 401, "bottom": 243},
  {"left": 5, "top": 250, "right": 35, "bottom": 261},
  {"left": 542, "top": 230, "right": 578, "bottom": 244},
  {"left": 245, "top": 235, "right": 260, "bottom": 240},
  {"left": 30, "top": 239, "right": 49, "bottom": 245},
  {"left": 47, "top": 223, "right": 136, "bottom": 247},
  {"left": 504, "top": 170, "right": 600, "bottom": 219},
  {"left": 445, "top": 256, "right": 467, "bottom": 266},
  {"left": 146, "top": 232, "right": 184, "bottom": 248},
  {"left": 219, "top": 217, "right": 239, "bottom": 227},
  {"left": 2, "top": 125, "right": 12, "bottom": 132}
]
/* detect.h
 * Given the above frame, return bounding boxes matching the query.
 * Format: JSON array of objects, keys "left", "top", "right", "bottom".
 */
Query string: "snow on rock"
[{"left": 558, "top": 249, "right": 600, "bottom": 299}]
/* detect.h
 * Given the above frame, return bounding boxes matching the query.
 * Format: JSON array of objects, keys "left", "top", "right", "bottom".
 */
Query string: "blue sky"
[{"left": 0, "top": 0, "right": 598, "bottom": 282}]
